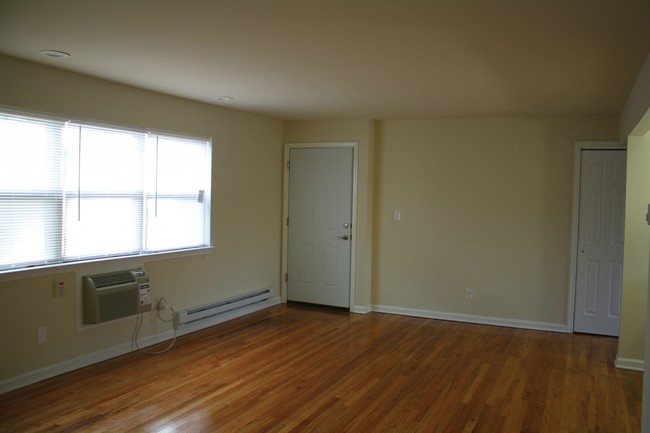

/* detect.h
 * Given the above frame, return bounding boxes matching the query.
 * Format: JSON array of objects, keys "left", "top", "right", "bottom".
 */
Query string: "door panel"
[
  {"left": 287, "top": 147, "right": 353, "bottom": 308},
  {"left": 574, "top": 149, "right": 626, "bottom": 336}
]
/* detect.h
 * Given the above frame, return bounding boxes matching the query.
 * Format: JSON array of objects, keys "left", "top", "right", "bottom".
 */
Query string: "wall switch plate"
[
  {"left": 53, "top": 279, "right": 65, "bottom": 297},
  {"left": 37, "top": 327, "right": 47, "bottom": 345},
  {"left": 465, "top": 288, "right": 474, "bottom": 300}
]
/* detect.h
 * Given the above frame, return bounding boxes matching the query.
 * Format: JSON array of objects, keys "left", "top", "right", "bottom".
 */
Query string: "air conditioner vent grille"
[
  {"left": 99, "top": 289, "right": 139, "bottom": 322},
  {"left": 92, "top": 272, "right": 136, "bottom": 288}
]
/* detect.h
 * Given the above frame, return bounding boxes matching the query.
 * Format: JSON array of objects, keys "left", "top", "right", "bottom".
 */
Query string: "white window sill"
[{"left": 0, "top": 246, "right": 215, "bottom": 283}]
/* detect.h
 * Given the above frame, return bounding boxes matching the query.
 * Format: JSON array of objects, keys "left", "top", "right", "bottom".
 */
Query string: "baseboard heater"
[{"left": 173, "top": 288, "right": 273, "bottom": 328}]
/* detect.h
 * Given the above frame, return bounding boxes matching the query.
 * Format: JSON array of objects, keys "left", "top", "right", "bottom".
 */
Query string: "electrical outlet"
[{"left": 465, "top": 288, "right": 474, "bottom": 300}]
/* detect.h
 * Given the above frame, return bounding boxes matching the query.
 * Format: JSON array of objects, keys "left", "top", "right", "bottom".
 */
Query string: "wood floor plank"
[{"left": 0, "top": 303, "right": 642, "bottom": 432}]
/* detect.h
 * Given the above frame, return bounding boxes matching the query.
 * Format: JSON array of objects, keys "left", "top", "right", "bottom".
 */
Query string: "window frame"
[{"left": 0, "top": 106, "right": 214, "bottom": 277}]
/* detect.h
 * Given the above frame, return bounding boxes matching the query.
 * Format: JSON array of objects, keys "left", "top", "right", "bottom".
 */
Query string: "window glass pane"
[
  {"left": 0, "top": 114, "right": 62, "bottom": 270},
  {"left": 145, "top": 134, "right": 211, "bottom": 250},
  {"left": 150, "top": 136, "right": 210, "bottom": 194},
  {"left": 0, "top": 115, "right": 61, "bottom": 192},
  {"left": 0, "top": 197, "right": 61, "bottom": 268},
  {"left": 64, "top": 197, "right": 142, "bottom": 258},
  {"left": 64, "top": 125, "right": 144, "bottom": 193},
  {"left": 62, "top": 125, "right": 144, "bottom": 259},
  {"left": 145, "top": 198, "right": 207, "bottom": 251},
  {"left": 0, "top": 109, "right": 211, "bottom": 272}
]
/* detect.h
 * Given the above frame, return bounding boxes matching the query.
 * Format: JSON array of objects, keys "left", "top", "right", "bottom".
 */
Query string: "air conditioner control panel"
[{"left": 131, "top": 270, "right": 152, "bottom": 312}]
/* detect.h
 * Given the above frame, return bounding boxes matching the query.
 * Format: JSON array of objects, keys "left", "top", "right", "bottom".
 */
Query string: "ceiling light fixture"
[
  {"left": 40, "top": 50, "right": 71, "bottom": 58},
  {"left": 215, "top": 96, "right": 234, "bottom": 102}
]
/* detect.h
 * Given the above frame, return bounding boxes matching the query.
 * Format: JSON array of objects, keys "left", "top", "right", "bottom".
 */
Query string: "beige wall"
[
  {"left": 617, "top": 52, "right": 650, "bottom": 364},
  {"left": 618, "top": 132, "right": 650, "bottom": 362},
  {"left": 373, "top": 117, "right": 618, "bottom": 325},
  {"left": 0, "top": 55, "right": 284, "bottom": 381},
  {"left": 283, "top": 120, "right": 375, "bottom": 309},
  {"left": 284, "top": 116, "right": 619, "bottom": 326},
  {"left": 620, "top": 53, "right": 650, "bottom": 139}
]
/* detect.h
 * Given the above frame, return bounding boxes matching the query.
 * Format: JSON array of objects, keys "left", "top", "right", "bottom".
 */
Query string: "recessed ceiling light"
[
  {"left": 40, "top": 50, "right": 71, "bottom": 58},
  {"left": 215, "top": 96, "right": 234, "bottom": 102}
]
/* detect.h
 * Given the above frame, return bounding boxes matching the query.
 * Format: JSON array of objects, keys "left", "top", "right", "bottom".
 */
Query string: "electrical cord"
[{"left": 133, "top": 297, "right": 177, "bottom": 355}]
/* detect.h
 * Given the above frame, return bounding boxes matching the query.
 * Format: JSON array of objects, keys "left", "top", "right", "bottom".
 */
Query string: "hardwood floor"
[{"left": 0, "top": 303, "right": 643, "bottom": 432}]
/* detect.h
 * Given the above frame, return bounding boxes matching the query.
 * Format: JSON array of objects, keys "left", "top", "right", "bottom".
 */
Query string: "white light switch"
[
  {"left": 394, "top": 210, "right": 401, "bottom": 221},
  {"left": 37, "top": 327, "right": 47, "bottom": 345}
]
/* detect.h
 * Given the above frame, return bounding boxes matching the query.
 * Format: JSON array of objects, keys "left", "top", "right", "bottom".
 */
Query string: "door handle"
[{"left": 338, "top": 235, "right": 350, "bottom": 240}]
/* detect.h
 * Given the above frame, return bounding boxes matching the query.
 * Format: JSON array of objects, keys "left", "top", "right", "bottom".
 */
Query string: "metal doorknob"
[{"left": 338, "top": 235, "right": 349, "bottom": 240}]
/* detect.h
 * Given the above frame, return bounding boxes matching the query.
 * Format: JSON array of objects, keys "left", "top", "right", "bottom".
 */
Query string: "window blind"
[
  {"left": 0, "top": 113, "right": 64, "bottom": 269},
  {"left": 0, "top": 109, "right": 211, "bottom": 272}
]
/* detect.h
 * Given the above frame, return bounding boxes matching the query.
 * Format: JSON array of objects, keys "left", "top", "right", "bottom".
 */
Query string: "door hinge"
[
  {"left": 286, "top": 217, "right": 289, "bottom": 226},
  {"left": 285, "top": 273, "right": 288, "bottom": 282},
  {"left": 287, "top": 160, "right": 290, "bottom": 170}
]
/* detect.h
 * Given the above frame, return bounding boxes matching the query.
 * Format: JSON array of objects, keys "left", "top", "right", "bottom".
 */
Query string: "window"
[{"left": 0, "top": 109, "right": 212, "bottom": 272}]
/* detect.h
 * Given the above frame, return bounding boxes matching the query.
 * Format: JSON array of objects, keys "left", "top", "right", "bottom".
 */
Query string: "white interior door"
[
  {"left": 287, "top": 147, "right": 353, "bottom": 308},
  {"left": 574, "top": 149, "right": 626, "bottom": 336}
]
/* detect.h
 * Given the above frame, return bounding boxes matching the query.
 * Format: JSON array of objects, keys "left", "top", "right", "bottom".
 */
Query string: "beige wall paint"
[
  {"left": 283, "top": 120, "right": 375, "bottom": 309},
  {"left": 617, "top": 52, "right": 650, "bottom": 365},
  {"left": 618, "top": 132, "right": 650, "bottom": 362},
  {"left": 0, "top": 55, "right": 283, "bottom": 381},
  {"left": 620, "top": 53, "right": 650, "bottom": 139},
  {"left": 374, "top": 117, "right": 618, "bottom": 325}
]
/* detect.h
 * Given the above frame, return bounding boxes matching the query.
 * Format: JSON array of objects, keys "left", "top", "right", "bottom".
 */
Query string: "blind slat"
[{"left": 0, "top": 110, "right": 211, "bottom": 272}]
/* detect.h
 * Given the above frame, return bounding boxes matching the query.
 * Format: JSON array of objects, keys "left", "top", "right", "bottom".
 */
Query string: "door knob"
[{"left": 338, "top": 235, "right": 349, "bottom": 240}]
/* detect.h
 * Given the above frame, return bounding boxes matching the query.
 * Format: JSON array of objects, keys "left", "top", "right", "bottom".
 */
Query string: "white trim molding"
[
  {"left": 0, "top": 330, "right": 175, "bottom": 396},
  {"left": 372, "top": 304, "right": 568, "bottom": 333},
  {"left": 350, "top": 305, "right": 371, "bottom": 314},
  {"left": 614, "top": 357, "right": 644, "bottom": 372},
  {"left": 0, "top": 246, "right": 214, "bottom": 283},
  {"left": 0, "top": 297, "right": 280, "bottom": 395}
]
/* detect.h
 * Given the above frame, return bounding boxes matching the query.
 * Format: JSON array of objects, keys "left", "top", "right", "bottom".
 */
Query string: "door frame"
[
  {"left": 281, "top": 142, "right": 359, "bottom": 309},
  {"left": 567, "top": 141, "right": 626, "bottom": 333}
]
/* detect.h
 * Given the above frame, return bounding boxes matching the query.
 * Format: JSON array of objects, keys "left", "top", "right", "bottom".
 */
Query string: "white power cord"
[{"left": 133, "top": 297, "right": 177, "bottom": 355}]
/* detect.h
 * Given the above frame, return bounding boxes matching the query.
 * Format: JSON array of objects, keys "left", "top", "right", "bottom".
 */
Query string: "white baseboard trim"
[
  {"left": 350, "top": 305, "right": 371, "bottom": 314},
  {"left": 614, "top": 357, "right": 644, "bottom": 372},
  {"left": 0, "top": 329, "right": 173, "bottom": 395},
  {"left": 371, "top": 304, "right": 568, "bottom": 333},
  {"left": 0, "top": 297, "right": 281, "bottom": 395}
]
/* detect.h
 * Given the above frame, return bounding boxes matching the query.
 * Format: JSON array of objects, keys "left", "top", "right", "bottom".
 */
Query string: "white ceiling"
[{"left": 0, "top": 0, "right": 649, "bottom": 121}]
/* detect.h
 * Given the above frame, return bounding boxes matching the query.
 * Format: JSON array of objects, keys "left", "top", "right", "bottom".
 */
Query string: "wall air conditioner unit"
[{"left": 83, "top": 269, "right": 152, "bottom": 324}]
